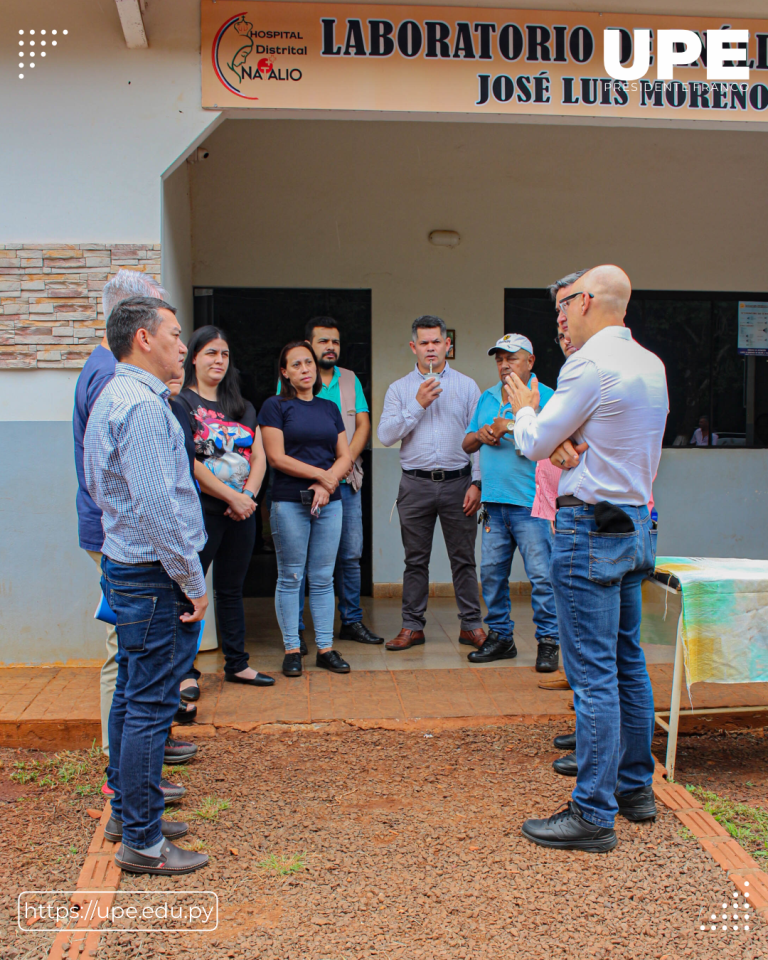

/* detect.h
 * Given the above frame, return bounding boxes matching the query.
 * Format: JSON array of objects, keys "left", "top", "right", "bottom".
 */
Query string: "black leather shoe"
[
  {"left": 553, "top": 752, "right": 578, "bottom": 777},
  {"left": 522, "top": 801, "right": 617, "bottom": 852},
  {"left": 115, "top": 839, "right": 208, "bottom": 876},
  {"left": 553, "top": 732, "right": 576, "bottom": 751},
  {"left": 163, "top": 737, "right": 198, "bottom": 765},
  {"left": 224, "top": 671, "right": 276, "bottom": 687},
  {"left": 105, "top": 816, "right": 189, "bottom": 843},
  {"left": 179, "top": 681, "right": 199, "bottom": 703},
  {"left": 468, "top": 630, "right": 517, "bottom": 663},
  {"left": 338, "top": 622, "right": 384, "bottom": 644},
  {"left": 536, "top": 640, "right": 560, "bottom": 673},
  {"left": 616, "top": 785, "right": 657, "bottom": 821},
  {"left": 299, "top": 630, "right": 308, "bottom": 657},
  {"left": 283, "top": 652, "right": 303, "bottom": 677},
  {"left": 316, "top": 650, "right": 351, "bottom": 674},
  {"left": 160, "top": 777, "right": 187, "bottom": 804},
  {"left": 174, "top": 700, "right": 197, "bottom": 725}
]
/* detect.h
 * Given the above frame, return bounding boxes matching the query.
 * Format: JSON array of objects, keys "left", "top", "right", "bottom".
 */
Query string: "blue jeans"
[
  {"left": 480, "top": 503, "right": 559, "bottom": 642},
  {"left": 552, "top": 504, "right": 657, "bottom": 828},
  {"left": 299, "top": 482, "right": 363, "bottom": 630},
  {"left": 102, "top": 558, "right": 199, "bottom": 850},
  {"left": 271, "top": 499, "right": 343, "bottom": 652}
]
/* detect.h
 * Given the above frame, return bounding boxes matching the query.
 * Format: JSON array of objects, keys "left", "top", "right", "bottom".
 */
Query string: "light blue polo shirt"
[
  {"left": 467, "top": 376, "right": 554, "bottom": 508},
  {"left": 276, "top": 366, "right": 369, "bottom": 415}
]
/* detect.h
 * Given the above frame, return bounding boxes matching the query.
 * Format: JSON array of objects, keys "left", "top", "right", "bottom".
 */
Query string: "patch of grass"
[
  {"left": 192, "top": 797, "right": 231, "bottom": 822},
  {"left": 10, "top": 751, "right": 101, "bottom": 791},
  {"left": 687, "top": 785, "right": 768, "bottom": 861},
  {"left": 57, "top": 760, "right": 88, "bottom": 783},
  {"left": 162, "top": 764, "right": 190, "bottom": 780},
  {"left": 678, "top": 826, "right": 695, "bottom": 841},
  {"left": 258, "top": 852, "right": 307, "bottom": 875},
  {"left": 75, "top": 783, "right": 97, "bottom": 797},
  {"left": 11, "top": 761, "right": 37, "bottom": 785},
  {"left": 184, "top": 838, "right": 207, "bottom": 852}
]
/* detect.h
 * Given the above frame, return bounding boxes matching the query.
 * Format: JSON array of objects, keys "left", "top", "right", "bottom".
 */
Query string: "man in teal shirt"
[
  {"left": 462, "top": 334, "right": 560, "bottom": 670},
  {"left": 299, "top": 318, "right": 382, "bottom": 645}
]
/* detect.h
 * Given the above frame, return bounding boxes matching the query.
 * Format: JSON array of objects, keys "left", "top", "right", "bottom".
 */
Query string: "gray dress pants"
[{"left": 396, "top": 472, "right": 482, "bottom": 632}]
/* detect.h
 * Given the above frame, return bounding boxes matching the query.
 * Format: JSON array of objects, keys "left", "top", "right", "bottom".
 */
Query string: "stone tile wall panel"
[{"left": 0, "top": 243, "right": 161, "bottom": 367}]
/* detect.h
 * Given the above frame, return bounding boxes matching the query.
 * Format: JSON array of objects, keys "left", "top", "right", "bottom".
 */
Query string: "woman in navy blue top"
[{"left": 260, "top": 341, "right": 353, "bottom": 678}]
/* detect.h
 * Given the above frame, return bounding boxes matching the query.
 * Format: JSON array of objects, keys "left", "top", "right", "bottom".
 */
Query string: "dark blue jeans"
[
  {"left": 480, "top": 503, "right": 558, "bottom": 642},
  {"left": 102, "top": 558, "right": 199, "bottom": 850},
  {"left": 552, "top": 504, "right": 657, "bottom": 828},
  {"left": 299, "top": 482, "right": 363, "bottom": 630}
]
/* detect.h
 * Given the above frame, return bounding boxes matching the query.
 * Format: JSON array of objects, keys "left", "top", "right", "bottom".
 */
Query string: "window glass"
[
  {"left": 502, "top": 294, "right": 564, "bottom": 393},
  {"left": 712, "top": 301, "right": 746, "bottom": 446},
  {"left": 633, "top": 300, "right": 710, "bottom": 447}
]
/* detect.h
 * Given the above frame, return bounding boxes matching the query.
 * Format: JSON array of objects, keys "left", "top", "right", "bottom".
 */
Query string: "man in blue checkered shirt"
[{"left": 84, "top": 296, "right": 209, "bottom": 877}]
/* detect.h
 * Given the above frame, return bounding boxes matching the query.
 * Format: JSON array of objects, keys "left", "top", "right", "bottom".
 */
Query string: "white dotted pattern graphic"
[
  {"left": 700, "top": 883, "right": 753, "bottom": 934},
  {"left": 17, "top": 28, "right": 68, "bottom": 79}
]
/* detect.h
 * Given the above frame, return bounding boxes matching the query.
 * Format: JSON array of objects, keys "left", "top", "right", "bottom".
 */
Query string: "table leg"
[{"left": 665, "top": 611, "right": 685, "bottom": 780}]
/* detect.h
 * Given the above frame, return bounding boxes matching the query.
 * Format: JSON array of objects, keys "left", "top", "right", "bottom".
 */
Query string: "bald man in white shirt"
[{"left": 504, "top": 265, "right": 669, "bottom": 853}]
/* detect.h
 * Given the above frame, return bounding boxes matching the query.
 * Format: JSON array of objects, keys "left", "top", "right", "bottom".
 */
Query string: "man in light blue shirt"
[{"left": 462, "top": 334, "right": 560, "bottom": 670}]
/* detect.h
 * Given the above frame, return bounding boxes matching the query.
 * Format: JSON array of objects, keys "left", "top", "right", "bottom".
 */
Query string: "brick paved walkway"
[
  {"left": 2, "top": 596, "right": 767, "bottom": 749},
  {"left": 3, "top": 661, "right": 768, "bottom": 750}
]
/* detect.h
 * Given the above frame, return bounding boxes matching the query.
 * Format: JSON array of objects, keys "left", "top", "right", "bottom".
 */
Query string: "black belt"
[
  {"left": 556, "top": 495, "right": 587, "bottom": 508},
  {"left": 112, "top": 559, "right": 163, "bottom": 567},
  {"left": 403, "top": 465, "right": 472, "bottom": 482}
]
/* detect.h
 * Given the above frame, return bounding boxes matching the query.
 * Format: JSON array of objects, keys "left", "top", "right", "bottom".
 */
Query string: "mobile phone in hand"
[{"left": 300, "top": 490, "right": 314, "bottom": 507}]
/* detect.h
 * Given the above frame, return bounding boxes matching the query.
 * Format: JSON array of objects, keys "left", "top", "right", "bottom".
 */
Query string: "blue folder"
[{"left": 95, "top": 592, "right": 205, "bottom": 652}]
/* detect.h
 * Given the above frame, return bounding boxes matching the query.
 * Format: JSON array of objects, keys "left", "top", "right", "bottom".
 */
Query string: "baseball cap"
[{"left": 487, "top": 333, "right": 533, "bottom": 356}]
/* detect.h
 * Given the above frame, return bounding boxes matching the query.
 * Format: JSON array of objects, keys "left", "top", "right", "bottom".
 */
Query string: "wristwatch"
[
  {"left": 244, "top": 489, "right": 257, "bottom": 502},
  {"left": 471, "top": 480, "right": 482, "bottom": 491}
]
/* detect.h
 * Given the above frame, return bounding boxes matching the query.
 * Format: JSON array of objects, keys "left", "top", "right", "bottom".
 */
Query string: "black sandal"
[{"left": 179, "top": 681, "right": 200, "bottom": 702}]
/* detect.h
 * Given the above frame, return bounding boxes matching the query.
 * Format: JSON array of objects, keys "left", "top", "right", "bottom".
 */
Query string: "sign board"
[
  {"left": 201, "top": 2, "right": 768, "bottom": 119},
  {"left": 738, "top": 301, "right": 768, "bottom": 356}
]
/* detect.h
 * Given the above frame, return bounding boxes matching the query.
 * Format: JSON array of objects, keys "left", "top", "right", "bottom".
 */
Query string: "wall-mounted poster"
[{"left": 738, "top": 302, "right": 768, "bottom": 356}]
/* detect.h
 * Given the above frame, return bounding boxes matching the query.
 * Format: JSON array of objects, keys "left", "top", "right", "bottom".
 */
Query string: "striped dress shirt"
[
  {"left": 84, "top": 363, "right": 207, "bottom": 598},
  {"left": 377, "top": 362, "right": 480, "bottom": 480}
]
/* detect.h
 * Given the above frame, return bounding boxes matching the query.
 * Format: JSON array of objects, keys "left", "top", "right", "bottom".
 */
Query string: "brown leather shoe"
[
  {"left": 538, "top": 672, "right": 572, "bottom": 691},
  {"left": 385, "top": 629, "right": 425, "bottom": 651},
  {"left": 458, "top": 627, "right": 487, "bottom": 648}
]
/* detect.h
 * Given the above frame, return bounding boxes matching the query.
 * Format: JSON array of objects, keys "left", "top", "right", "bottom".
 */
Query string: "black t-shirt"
[
  {"left": 178, "top": 387, "right": 259, "bottom": 515},
  {"left": 258, "top": 395, "right": 345, "bottom": 502},
  {"left": 169, "top": 398, "right": 197, "bottom": 481}
]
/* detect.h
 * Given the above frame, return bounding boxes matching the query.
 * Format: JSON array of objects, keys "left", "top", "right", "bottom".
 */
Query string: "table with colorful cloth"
[{"left": 649, "top": 557, "right": 768, "bottom": 779}]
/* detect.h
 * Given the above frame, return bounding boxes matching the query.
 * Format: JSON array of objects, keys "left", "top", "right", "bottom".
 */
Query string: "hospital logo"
[{"left": 211, "top": 12, "right": 307, "bottom": 99}]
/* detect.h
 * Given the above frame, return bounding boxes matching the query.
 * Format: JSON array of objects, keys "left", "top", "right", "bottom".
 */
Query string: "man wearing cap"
[{"left": 462, "top": 334, "right": 559, "bottom": 670}]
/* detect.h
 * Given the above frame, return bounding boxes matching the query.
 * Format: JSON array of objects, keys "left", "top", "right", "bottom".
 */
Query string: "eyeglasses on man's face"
[
  {"left": 554, "top": 332, "right": 567, "bottom": 345},
  {"left": 556, "top": 291, "right": 594, "bottom": 315}
]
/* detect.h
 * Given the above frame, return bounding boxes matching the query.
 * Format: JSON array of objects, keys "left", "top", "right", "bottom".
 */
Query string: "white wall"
[
  {"left": 0, "top": 0, "right": 218, "bottom": 243},
  {"left": 0, "top": 370, "right": 79, "bottom": 421},
  {"left": 162, "top": 162, "right": 195, "bottom": 340}
]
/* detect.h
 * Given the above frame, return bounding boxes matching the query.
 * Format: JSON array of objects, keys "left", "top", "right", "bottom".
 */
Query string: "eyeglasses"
[
  {"left": 553, "top": 333, "right": 566, "bottom": 345},
  {"left": 557, "top": 291, "right": 594, "bottom": 314}
]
